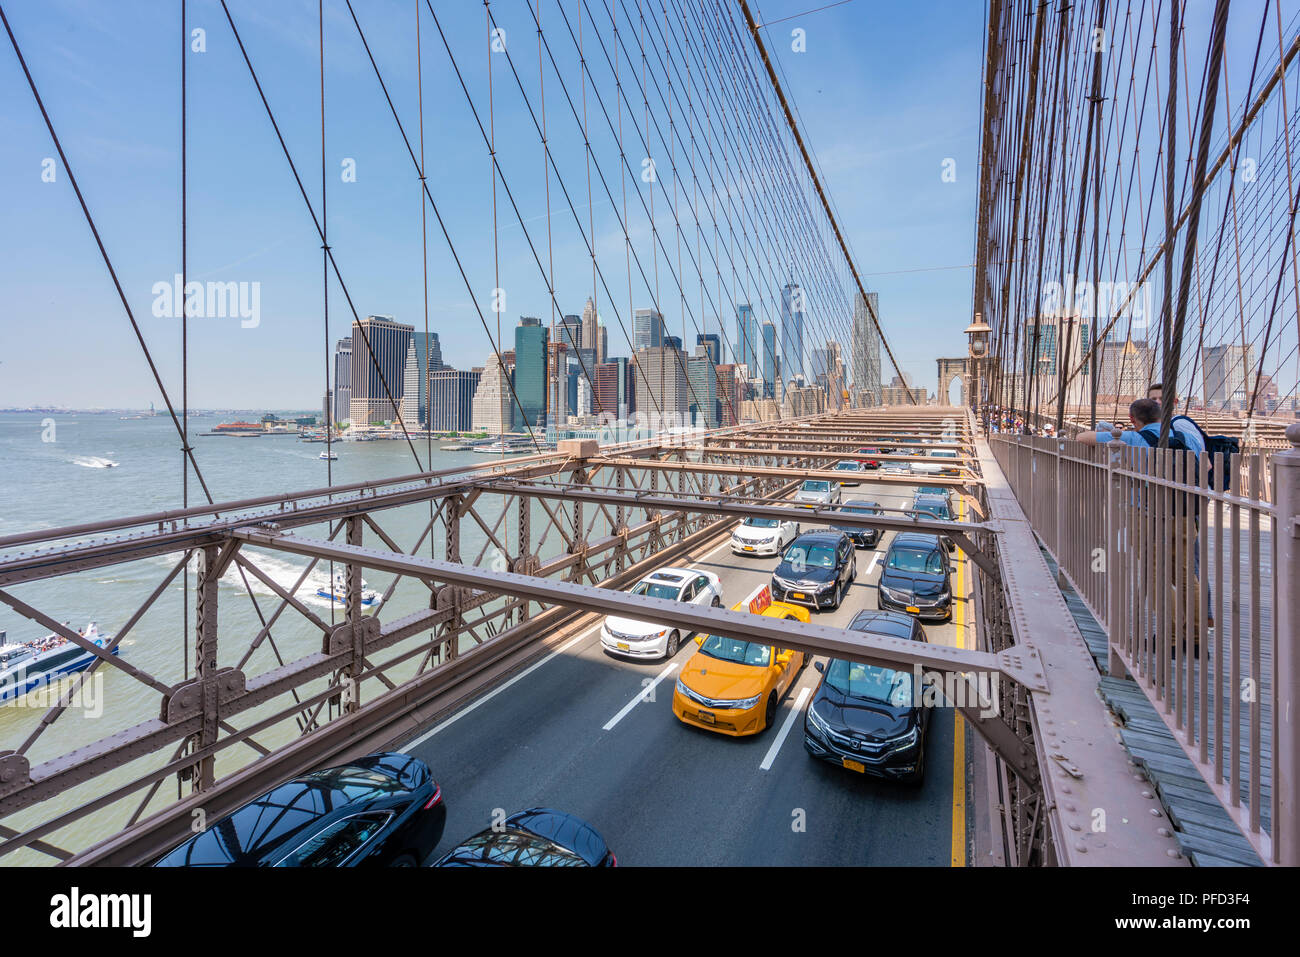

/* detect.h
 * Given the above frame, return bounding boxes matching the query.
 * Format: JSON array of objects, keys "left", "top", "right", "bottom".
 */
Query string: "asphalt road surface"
[{"left": 401, "top": 476, "right": 974, "bottom": 866}]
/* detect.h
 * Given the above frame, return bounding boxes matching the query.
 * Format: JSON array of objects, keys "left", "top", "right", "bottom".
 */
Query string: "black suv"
[
  {"left": 910, "top": 492, "right": 956, "bottom": 552},
  {"left": 832, "top": 499, "right": 883, "bottom": 549},
  {"left": 771, "top": 531, "right": 857, "bottom": 612},
  {"left": 877, "top": 532, "right": 952, "bottom": 622},
  {"left": 803, "top": 609, "right": 931, "bottom": 785}
]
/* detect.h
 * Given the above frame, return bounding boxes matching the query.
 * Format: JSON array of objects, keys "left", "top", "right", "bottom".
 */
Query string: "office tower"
[
  {"left": 665, "top": 335, "right": 682, "bottom": 352},
  {"left": 577, "top": 376, "right": 593, "bottom": 417},
  {"left": 598, "top": 324, "right": 608, "bottom": 364},
  {"left": 760, "top": 321, "right": 777, "bottom": 398},
  {"left": 513, "top": 316, "right": 548, "bottom": 430},
  {"left": 581, "top": 298, "right": 598, "bottom": 353},
  {"left": 333, "top": 336, "right": 352, "bottom": 425},
  {"left": 1098, "top": 338, "right": 1152, "bottom": 399},
  {"left": 781, "top": 282, "right": 806, "bottom": 380},
  {"left": 398, "top": 332, "right": 443, "bottom": 428},
  {"left": 546, "top": 340, "right": 569, "bottom": 427},
  {"left": 735, "top": 303, "right": 758, "bottom": 371},
  {"left": 687, "top": 355, "right": 718, "bottom": 428},
  {"left": 633, "top": 308, "right": 665, "bottom": 351},
  {"left": 696, "top": 333, "right": 721, "bottom": 366},
  {"left": 472, "top": 354, "right": 512, "bottom": 434},
  {"left": 852, "top": 292, "right": 881, "bottom": 406},
  {"left": 715, "top": 364, "right": 739, "bottom": 426},
  {"left": 595, "top": 358, "right": 634, "bottom": 419},
  {"left": 558, "top": 314, "right": 583, "bottom": 351},
  {"left": 1025, "top": 314, "right": 1090, "bottom": 407},
  {"left": 1203, "top": 343, "right": 1257, "bottom": 408},
  {"left": 632, "top": 345, "right": 689, "bottom": 423},
  {"left": 427, "top": 369, "right": 482, "bottom": 432},
  {"left": 349, "top": 316, "right": 413, "bottom": 427}
]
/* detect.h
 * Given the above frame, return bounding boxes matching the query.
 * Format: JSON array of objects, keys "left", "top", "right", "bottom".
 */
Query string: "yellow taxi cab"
[{"left": 672, "top": 585, "right": 809, "bottom": 736}]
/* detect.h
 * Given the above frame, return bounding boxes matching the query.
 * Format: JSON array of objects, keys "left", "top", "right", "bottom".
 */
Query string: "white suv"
[{"left": 601, "top": 568, "right": 723, "bottom": 659}]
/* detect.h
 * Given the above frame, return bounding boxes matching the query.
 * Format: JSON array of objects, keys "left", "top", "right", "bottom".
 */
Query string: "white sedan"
[
  {"left": 600, "top": 567, "right": 724, "bottom": 659},
  {"left": 730, "top": 516, "right": 800, "bottom": 556}
]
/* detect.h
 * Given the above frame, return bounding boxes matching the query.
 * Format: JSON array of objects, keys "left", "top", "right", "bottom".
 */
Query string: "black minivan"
[
  {"left": 771, "top": 531, "right": 857, "bottom": 612},
  {"left": 803, "top": 610, "right": 931, "bottom": 785},
  {"left": 877, "top": 532, "right": 952, "bottom": 622}
]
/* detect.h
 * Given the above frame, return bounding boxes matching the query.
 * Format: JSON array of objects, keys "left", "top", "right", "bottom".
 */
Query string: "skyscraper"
[
  {"left": 349, "top": 316, "right": 413, "bottom": 427},
  {"left": 598, "top": 323, "right": 608, "bottom": 364},
  {"left": 513, "top": 316, "right": 548, "bottom": 430},
  {"left": 696, "top": 333, "right": 721, "bottom": 365},
  {"left": 687, "top": 355, "right": 718, "bottom": 428},
  {"left": 558, "top": 314, "right": 583, "bottom": 351},
  {"left": 735, "top": 303, "right": 758, "bottom": 372},
  {"left": 852, "top": 292, "right": 881, "bottom": 406},
  {"left": 1203, "top": 343, "right": 1257, "bottom": 409},
  {"left": 333, "top": 336, "right": 352, "bottom": 425},
  {"left": 781, "top": 282, "right": 806, "bottom": 380},
  {"left": 427, "top": 368, "right": 482, "bottom": 432},
  {"left": 398, "top": 331, "right": 443, "bottom": 428},
  {"left": 472, "top": 354, "right": 512, "bottom": 434},
  {"left": 760, "top": 321, "right": 777, "bottom": 399},
  {"left": 633, "top": 308, "right": 665, "bottom": 351},
  {"left": 595, "top": 358, "right": 635, "bottom": 419},
  {"left": 633, "top": 344, "right": 689, "bottom": 424},
  {"left": 581, "top": 298, "right": 598, "bottom": 352}
]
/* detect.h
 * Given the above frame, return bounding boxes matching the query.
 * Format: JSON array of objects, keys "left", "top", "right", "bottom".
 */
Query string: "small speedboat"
[
  {"left": 315, "top": 571, "right": 378, "bottom": 605},
  {"left": 319, "top": 450, "right": 338, "bottom": 461},
  {"left": 0, "top": 622, "right": 119, "bottom": 703}
]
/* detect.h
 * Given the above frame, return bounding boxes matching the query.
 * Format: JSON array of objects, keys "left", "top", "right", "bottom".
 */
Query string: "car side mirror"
[
  {"left": 694, "top": 634, "right": 705, "bottom": 645},
  {"left": 776, "top": 651, "right": 794, "bottom": 665},
  {"left": 813, "top": 660, "right": 824, "bottom": 674}
]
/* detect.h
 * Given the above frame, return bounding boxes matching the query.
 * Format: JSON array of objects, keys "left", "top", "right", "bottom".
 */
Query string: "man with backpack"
[{"left": 1078, "top": 398, "right": 1203, "bottom": 657}]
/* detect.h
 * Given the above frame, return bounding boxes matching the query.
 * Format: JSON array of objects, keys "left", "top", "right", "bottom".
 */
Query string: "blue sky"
[{"left": 0, "top": 0, "right": 987, "bottom": 408}]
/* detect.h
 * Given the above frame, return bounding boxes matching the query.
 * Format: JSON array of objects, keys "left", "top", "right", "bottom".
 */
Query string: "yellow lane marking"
[{"left": 951, "top": 495, "right": 966, "bottom": 868}]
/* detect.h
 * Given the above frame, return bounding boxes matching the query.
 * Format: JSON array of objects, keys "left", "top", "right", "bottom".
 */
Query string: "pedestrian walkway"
[{"left": 1039, "top": 546, "right": 1265, "bottom": 866}]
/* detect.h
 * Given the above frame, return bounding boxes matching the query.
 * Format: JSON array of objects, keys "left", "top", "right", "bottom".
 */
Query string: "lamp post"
[{"left": 964, "top": 313, "right": 992, "bottom": 429}]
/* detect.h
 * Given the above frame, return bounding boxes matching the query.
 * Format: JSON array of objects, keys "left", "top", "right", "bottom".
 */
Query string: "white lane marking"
[
  {"left": 603, "top": 661, "right": 679, "bottom": 731},
  {"left": 405, "top": 624, "right": 599, "bottom": 748},
  {"left": 866, "top": 551, "right": 882, "bottom": 576},
  {"left": 760, "top": 685, "right": 812, "bottom": 771}
]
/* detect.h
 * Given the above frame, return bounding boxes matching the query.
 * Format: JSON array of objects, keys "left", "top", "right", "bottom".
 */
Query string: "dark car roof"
[
  {"left": 847, "top": 609, "right": 923, "bottom": 641},
  {"left": 154, "top": 752, "right": 428, "bottom": 867},
  {"left": 435, "top": 808, "right": 609, "bottom": 867},
  {"left": 841, "top": 500, "right": 881, "bottom": 511},
  {"left": 890, "top": 532, "right": 944, "bottom": 550},
  {"left": 789, "top": 530, "right": 847, "bottom": 546}
]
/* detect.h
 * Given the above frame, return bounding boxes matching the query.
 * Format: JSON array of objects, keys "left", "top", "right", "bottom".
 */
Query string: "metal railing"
[{"left": 989, "top": 426, "right": 1300, "bottom": 864}]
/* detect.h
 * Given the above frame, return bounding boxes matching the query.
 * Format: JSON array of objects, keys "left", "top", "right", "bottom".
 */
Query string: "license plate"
[
  {"left": 743, "top": 546, "right": 755, "bottom": 552},
  {"left": 906, "top": 606, "right": 921, "bottom": 614},
  {"left": 793, "top": 592, "right": 807, "bottom": 600},
  {"left": 697, "top": 710, "right": 715, "bottom": 724},
  {"left": 842, "top": 758, "right": 866, "bottom": 774},
  {"left": 617, "top": 642, "right": 630, "bottom": 652}
]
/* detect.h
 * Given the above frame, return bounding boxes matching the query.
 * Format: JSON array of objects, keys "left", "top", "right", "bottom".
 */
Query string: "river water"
[{"left": 0, "top": 412, "right": 534, "bottom": 864}]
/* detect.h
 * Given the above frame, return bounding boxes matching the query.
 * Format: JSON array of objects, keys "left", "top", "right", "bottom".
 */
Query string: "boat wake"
[
  {"left": 72, "top": 456, "right": 119, "bottom": 469},
  {"left": 180, "top": 551, "right": 383, "bottom": 610}
]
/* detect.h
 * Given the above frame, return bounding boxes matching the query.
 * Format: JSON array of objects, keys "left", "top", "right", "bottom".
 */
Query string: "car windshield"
[
  {"left": 888, "top": 547, "right": 944, "bottom": 575},
  {"left": 801, "top": 480, "right": 830, "bottom": 492},
  {"left": 275, "top": 813, "right": 391, "bottom": 867},
  {"left": 744, "top": 518, "right": 780, "bottom": 529},
  {"left": 835, "top": 462, "right": 858, "bottom": 469},
  {"left": 843, "top": 503, "right": 879, "bottom": 514},
  {"left": 919, "top": 487, "right": 948, "bottom": 497},
  {"left": 698, "top": 634, "right": 771, "bottom": 667},
  {"left": 631, "top": 580, "right": 683, "bottom": 601},
  {"left": 932, "top": 450, "right": 957, "bottom": 458},
  {"left": 784, "top": 544, "right": 838, "bottom": 569},
  {"left": 824, "top": 659, "right": 915, "bottom": 707}
]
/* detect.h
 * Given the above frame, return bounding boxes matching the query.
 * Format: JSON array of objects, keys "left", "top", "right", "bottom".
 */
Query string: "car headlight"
[
  {"left": 675, "top": 678, "right": 689, "bottom": 697},
  {"left": 879, "top": 584, "right": 906, "bottom": 601},
  {"left": 888, "top": 727, "right": 919, "bottom": 751},
  {"left": 815, "top": 579, "right": 836, "bottom": 591},
  {"left": 732, "top": 694, "right": 762, "bottom": 710},
  {"left": 806, "top": 703, "right": 832, "bottom": 736}
]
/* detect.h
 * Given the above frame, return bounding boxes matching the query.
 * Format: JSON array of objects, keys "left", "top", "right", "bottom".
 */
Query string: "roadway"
[{"left": 399, "top": 474, "right": 974, "bottom": 866}]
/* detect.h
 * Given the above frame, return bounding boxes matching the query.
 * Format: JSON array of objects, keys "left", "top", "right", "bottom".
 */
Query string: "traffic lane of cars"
[{"left": 403, "top": 517, "right": 960, "bottom": 865}]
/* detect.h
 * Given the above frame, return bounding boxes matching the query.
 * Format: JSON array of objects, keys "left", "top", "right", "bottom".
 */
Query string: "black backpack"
[{"left": 1171, "top": 414, "right": 1239, "bottom": 490}]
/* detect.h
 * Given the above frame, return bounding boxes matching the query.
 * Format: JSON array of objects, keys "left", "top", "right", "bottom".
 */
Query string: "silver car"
[{"left": 794, "top": 478, "right": 842, "bottom": 508}]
